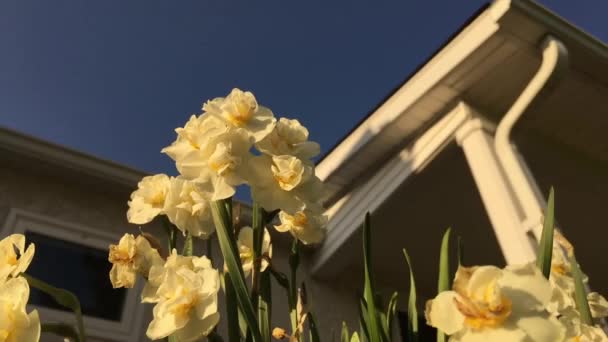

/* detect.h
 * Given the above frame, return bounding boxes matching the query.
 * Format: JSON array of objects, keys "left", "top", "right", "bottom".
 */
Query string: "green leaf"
[
  {"left": 537, "top": 188, "right": 555, "bottom": 279},
  {"left": 437, "top": 228, "right": 451, "bottom": 342},
  {"left": 308, "top": 313, "right": 321, "bottom": 342},
  {"left": 403, "top": 249, "right": 418, "bottom": 342},
  {"left": 41, "top": 323, "right": 79, "bottom": 341},
  {"left": 438, "top": 228, "right": 451, "bottom": 293},
  {"left": 168, "top": 335, "right": 179, "bottom": 342},
  {"left": 341, "top": 322, "right": 350, "bottom": 342},
  {"left": 457, "top": 236, "right": 464, "bottom": 267},
  {"left": 386, "top": 292, "right": 399, "bottom": 339},
  {"left": 258, "top": 270, "right": 272, "bottom": 342},
  {"left": 223, "top": 273, "right": 242, "bottom": 342},
  {"left": 211, "top": 200, "right": 262, "bottom": 342},
  {"left": 24, "top": 274, "right": 86, "bottom": 342},
  {"left": 289, "top": 238, "right": 301, "bottom": 336},
  {"left": 358, "top": 299, "right": 370, "bottom": 341},
  {"left": 182, "top": 231, "right": 193, "bottom": 256},
  {"left": 362, "top": 213, "right": 384, "bottom": 342},
  {"left": 570, "top": 254, "right": 593, "bottom": 325}
]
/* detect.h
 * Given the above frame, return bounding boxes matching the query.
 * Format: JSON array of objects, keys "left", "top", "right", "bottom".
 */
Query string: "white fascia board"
[
  {"left": 312, "top": 103, "right": 475, "bottom": 274},
  {"left": 316, "top": 3, "right": 509, "bottom": 182}
]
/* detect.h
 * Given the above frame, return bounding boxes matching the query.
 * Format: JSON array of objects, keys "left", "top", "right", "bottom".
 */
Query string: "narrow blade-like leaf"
[
  {"left": 24, "top": 274, "right": 86, "bottom": 342},
  {"left": 211, "top": 200, "right": 262, "bottom": 342},
  {"left": 308, "top": 313, "right": 321, "bottom": 342},
  {"left": 341, "top": 322, "right": 350, "bottom": 342},
  {"left": 41, "top": 323, "right": 79, "bottom": 341},
  {"left": 403, "top": 249, "right": 418, "bottom": 342},
  {"left": 386, "top": 292, "right": 399, "bottom": 339},
  {"left": 537, "top": 188, "right": 555, "bottom": 279},
  {"left": 258, "top": 271, "right": 272, "bottom": 342},
  {"left": 456, "top": 236, "right": 464, "bottom": 267},
  {"left": 223, "top": 273, "right": 242, "bottom": 342},
  {"left": 362, "top": 213, "right": 384, "bottom": 342},
  {"left": 437, "top": 228, "right": 451, "bottom": 342},
  {"left": 570, "top": 254, "right": 593, "bottom": 325}
]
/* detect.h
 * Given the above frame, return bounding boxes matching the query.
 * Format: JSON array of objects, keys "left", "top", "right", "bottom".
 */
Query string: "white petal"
[{"left": 425, "top": 291, "right": 465, "bottom": 335}]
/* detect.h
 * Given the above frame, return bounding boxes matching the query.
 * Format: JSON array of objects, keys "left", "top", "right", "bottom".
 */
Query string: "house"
[
  {"left": 313, "top": 0, "right": 608, "bottom": 318},
  {"left": 1, "top": 0, "right": 606, "bottom": 341}
]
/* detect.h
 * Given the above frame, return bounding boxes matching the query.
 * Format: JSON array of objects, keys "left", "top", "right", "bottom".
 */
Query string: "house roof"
[{"left": 317, "top": 0, "right": 608, "bottom": 207}]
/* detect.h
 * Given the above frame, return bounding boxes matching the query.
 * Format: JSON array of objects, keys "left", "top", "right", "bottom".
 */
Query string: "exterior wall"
[{"left": 0, "top": 158, "right": 359, "bottom": 341}]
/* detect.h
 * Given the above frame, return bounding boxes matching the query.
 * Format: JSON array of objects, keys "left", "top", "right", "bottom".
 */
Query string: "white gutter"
[{"left": 494, "top": 36, "right": 569, "bottom": 239}]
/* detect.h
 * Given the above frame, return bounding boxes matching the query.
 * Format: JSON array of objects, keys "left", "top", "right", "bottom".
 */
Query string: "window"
[
  {"left": 25, "top": 231, "right": 127, "bottom": 321},
  {"left": 2, "top": 209, "right": 145, "bottom": 341}
]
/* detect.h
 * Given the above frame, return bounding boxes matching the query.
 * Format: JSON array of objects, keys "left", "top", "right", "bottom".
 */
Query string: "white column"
[{"left": 455, "top": 118, "right": 537, "bottom": 265}]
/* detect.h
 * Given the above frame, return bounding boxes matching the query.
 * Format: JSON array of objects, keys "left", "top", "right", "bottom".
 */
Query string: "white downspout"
[{"left": 494, "top": 36, "right": 569, "bottom": 240}]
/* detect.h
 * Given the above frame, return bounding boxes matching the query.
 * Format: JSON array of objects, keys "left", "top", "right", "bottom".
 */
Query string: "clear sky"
[{"left": 1, "top": 1, "right": 606, "bottom": 176}]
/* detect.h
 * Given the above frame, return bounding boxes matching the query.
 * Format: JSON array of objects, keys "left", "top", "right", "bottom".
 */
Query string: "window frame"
[{"left": 2, "top": 208, "right": 145, "bottom": 341}]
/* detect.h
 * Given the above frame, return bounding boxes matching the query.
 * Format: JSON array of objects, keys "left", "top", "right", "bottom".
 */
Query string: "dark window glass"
[{"left": 25, "top": 231, "right": 127, "bottom": 322}]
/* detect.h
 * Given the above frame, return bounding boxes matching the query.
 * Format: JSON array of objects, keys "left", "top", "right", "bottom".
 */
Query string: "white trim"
[
  {"left": 2, "top": 208, "right": 145, "bottom": 341},
  {"left": 455, "top": 116, "right": 537, "bottom": 264},
  {"left": 312, "top": 103, "right": 473, "bottom": 274},
  {"left": 315, "top": 7, "right": 503, "bottom": 182},
  {"left": 0, "top": 126, "right": 145, "bottom": 188}
]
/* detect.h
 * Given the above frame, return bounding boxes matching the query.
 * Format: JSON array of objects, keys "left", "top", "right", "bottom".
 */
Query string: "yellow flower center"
[
  {"left": 454, "top": 283, "right": 512, "bottom": 330},
  {"left": 149, "top": 191, "right": 166, "bottom": 207},
  {"left": 292, "top": 212, "right": 308, "bottom": 227},
  {"left": 227, "top": 101, "right": 255, "bottom": 127},
  {"left": 109, "top": 246, "right": 133, "bottom": 265},
  {"left": 552, "top": 263, "right": 568, "bottom": 276}
]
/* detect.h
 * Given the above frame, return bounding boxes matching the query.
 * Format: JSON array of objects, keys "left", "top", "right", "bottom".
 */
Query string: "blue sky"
[{"left": 1, "top": 1, "right": 606, "bottom": 176}]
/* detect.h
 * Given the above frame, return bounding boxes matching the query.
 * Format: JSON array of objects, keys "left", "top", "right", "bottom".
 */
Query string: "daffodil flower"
[
  {"left": 236, "top": 226, "right": 272, "bottom": 278},
  {"left": 0, "top": 234, "right": 35, "bottom": 283},
  {"left": 256, "top": 117, "right": 320, "bottom": 159},
  {"left": 203, "top": 88, "right": 276, "bottom": 143},
  {"left": 249, "top": 154, "right": 324, "bottom": 214},
  {"left": 127, "top": 174, "right": 171, "bottom": 225},
  {"left": 275, "top": 206, "right": 327, "bottom": 245},
  {"left": 0, "top": 277, "right": 40, "bottom": 342},
  {"left": 163, "top": 177, "right": 215, "bottom": 238},
  {"left": 142, "top": 250, "right": 220, "bottom": 341},
  {"left": 167, "top": 127, "right": 252, "bottom": 201},
  {"left": 108, "top": 234, "right": 164, "bottom": 289},
  {"left": 425, "top": 263, "right": 565, "bottom": 342},
  {"left": 559, "top": 307, "right": 608, "bottom": 341}
]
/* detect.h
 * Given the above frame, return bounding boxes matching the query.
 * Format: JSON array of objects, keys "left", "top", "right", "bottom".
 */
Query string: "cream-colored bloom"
[
  {"left": 0, "top": 277, "right": 40, "bottom": 342},
  {"left": 161, "top": 114, "right": 228, "bottom": 165},
  {"left": 275, "top": 206, "right": 327, "bottom": 245},
  {"left": 108, "top": 234, "right": 164, "bottom": 289},
  {"left": 127, "top": 174, "right": 171, "bottom": 225},
  {"left": 0, "top": 234, "right": 35, "bottom": 283},
  {"left": 167, "top": 127, "right": 252, "bottom": 201},
  {"left": 587, "top": 292, "right": 608, "bottom": 319},
  {"left": 249, "top": 155, "right": 324, "bottom": 214},
  {"left": 163, "top": 177, "right": 215, "bottom": 239},
  {"left": 203, "top": 88, "right": 276, "bottom": 142},
  {"left": 143, "top": 251, "right": 220, "bottom": 341},
  {"left": 256, "top": 117, "right": 320, "bottom": 159},
  {"left": 425, "top": 263, "right": 565, "bottom": 342},
  {"left": 236, "top": 227, "right": 272, "bottom": 278},
  {"left": 559, "top": 308, "right": 608, "bottom": 342}
]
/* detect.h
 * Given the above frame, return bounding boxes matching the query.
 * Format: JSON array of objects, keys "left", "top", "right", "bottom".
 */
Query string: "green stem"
[
  {"left": 224, "top": 274, "right": 242, "bottom": 342},
  {"left": 24, "top": 274, "right": 86, "bottom": 342},
  {"left": 288, "top": 238, "right": 300, "bottom": 338},
  {"left": 211, "top": 200, "right": 262, "bottom": 342},
  {"left": 162, "top": 217, "right": 178, "bottom": 252}
]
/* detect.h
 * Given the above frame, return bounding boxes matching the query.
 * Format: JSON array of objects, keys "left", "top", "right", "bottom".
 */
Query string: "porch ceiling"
[{"left": 317, "top": 0, "right": 608, "bottom": 207}]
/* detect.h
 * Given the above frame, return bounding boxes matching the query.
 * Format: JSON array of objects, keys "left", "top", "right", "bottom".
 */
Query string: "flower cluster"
[
  {"left": 127, "top": 88, "right": 328, "bottom": 244},
  {"left": 115, "top": 89, "right": 329, "bottom": 340},
  {"left": 425, "top": 233, "right": 608, "bottom": 342},
  {"left": 0, "top": 234, "right": 40, "bottom": 342}
]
